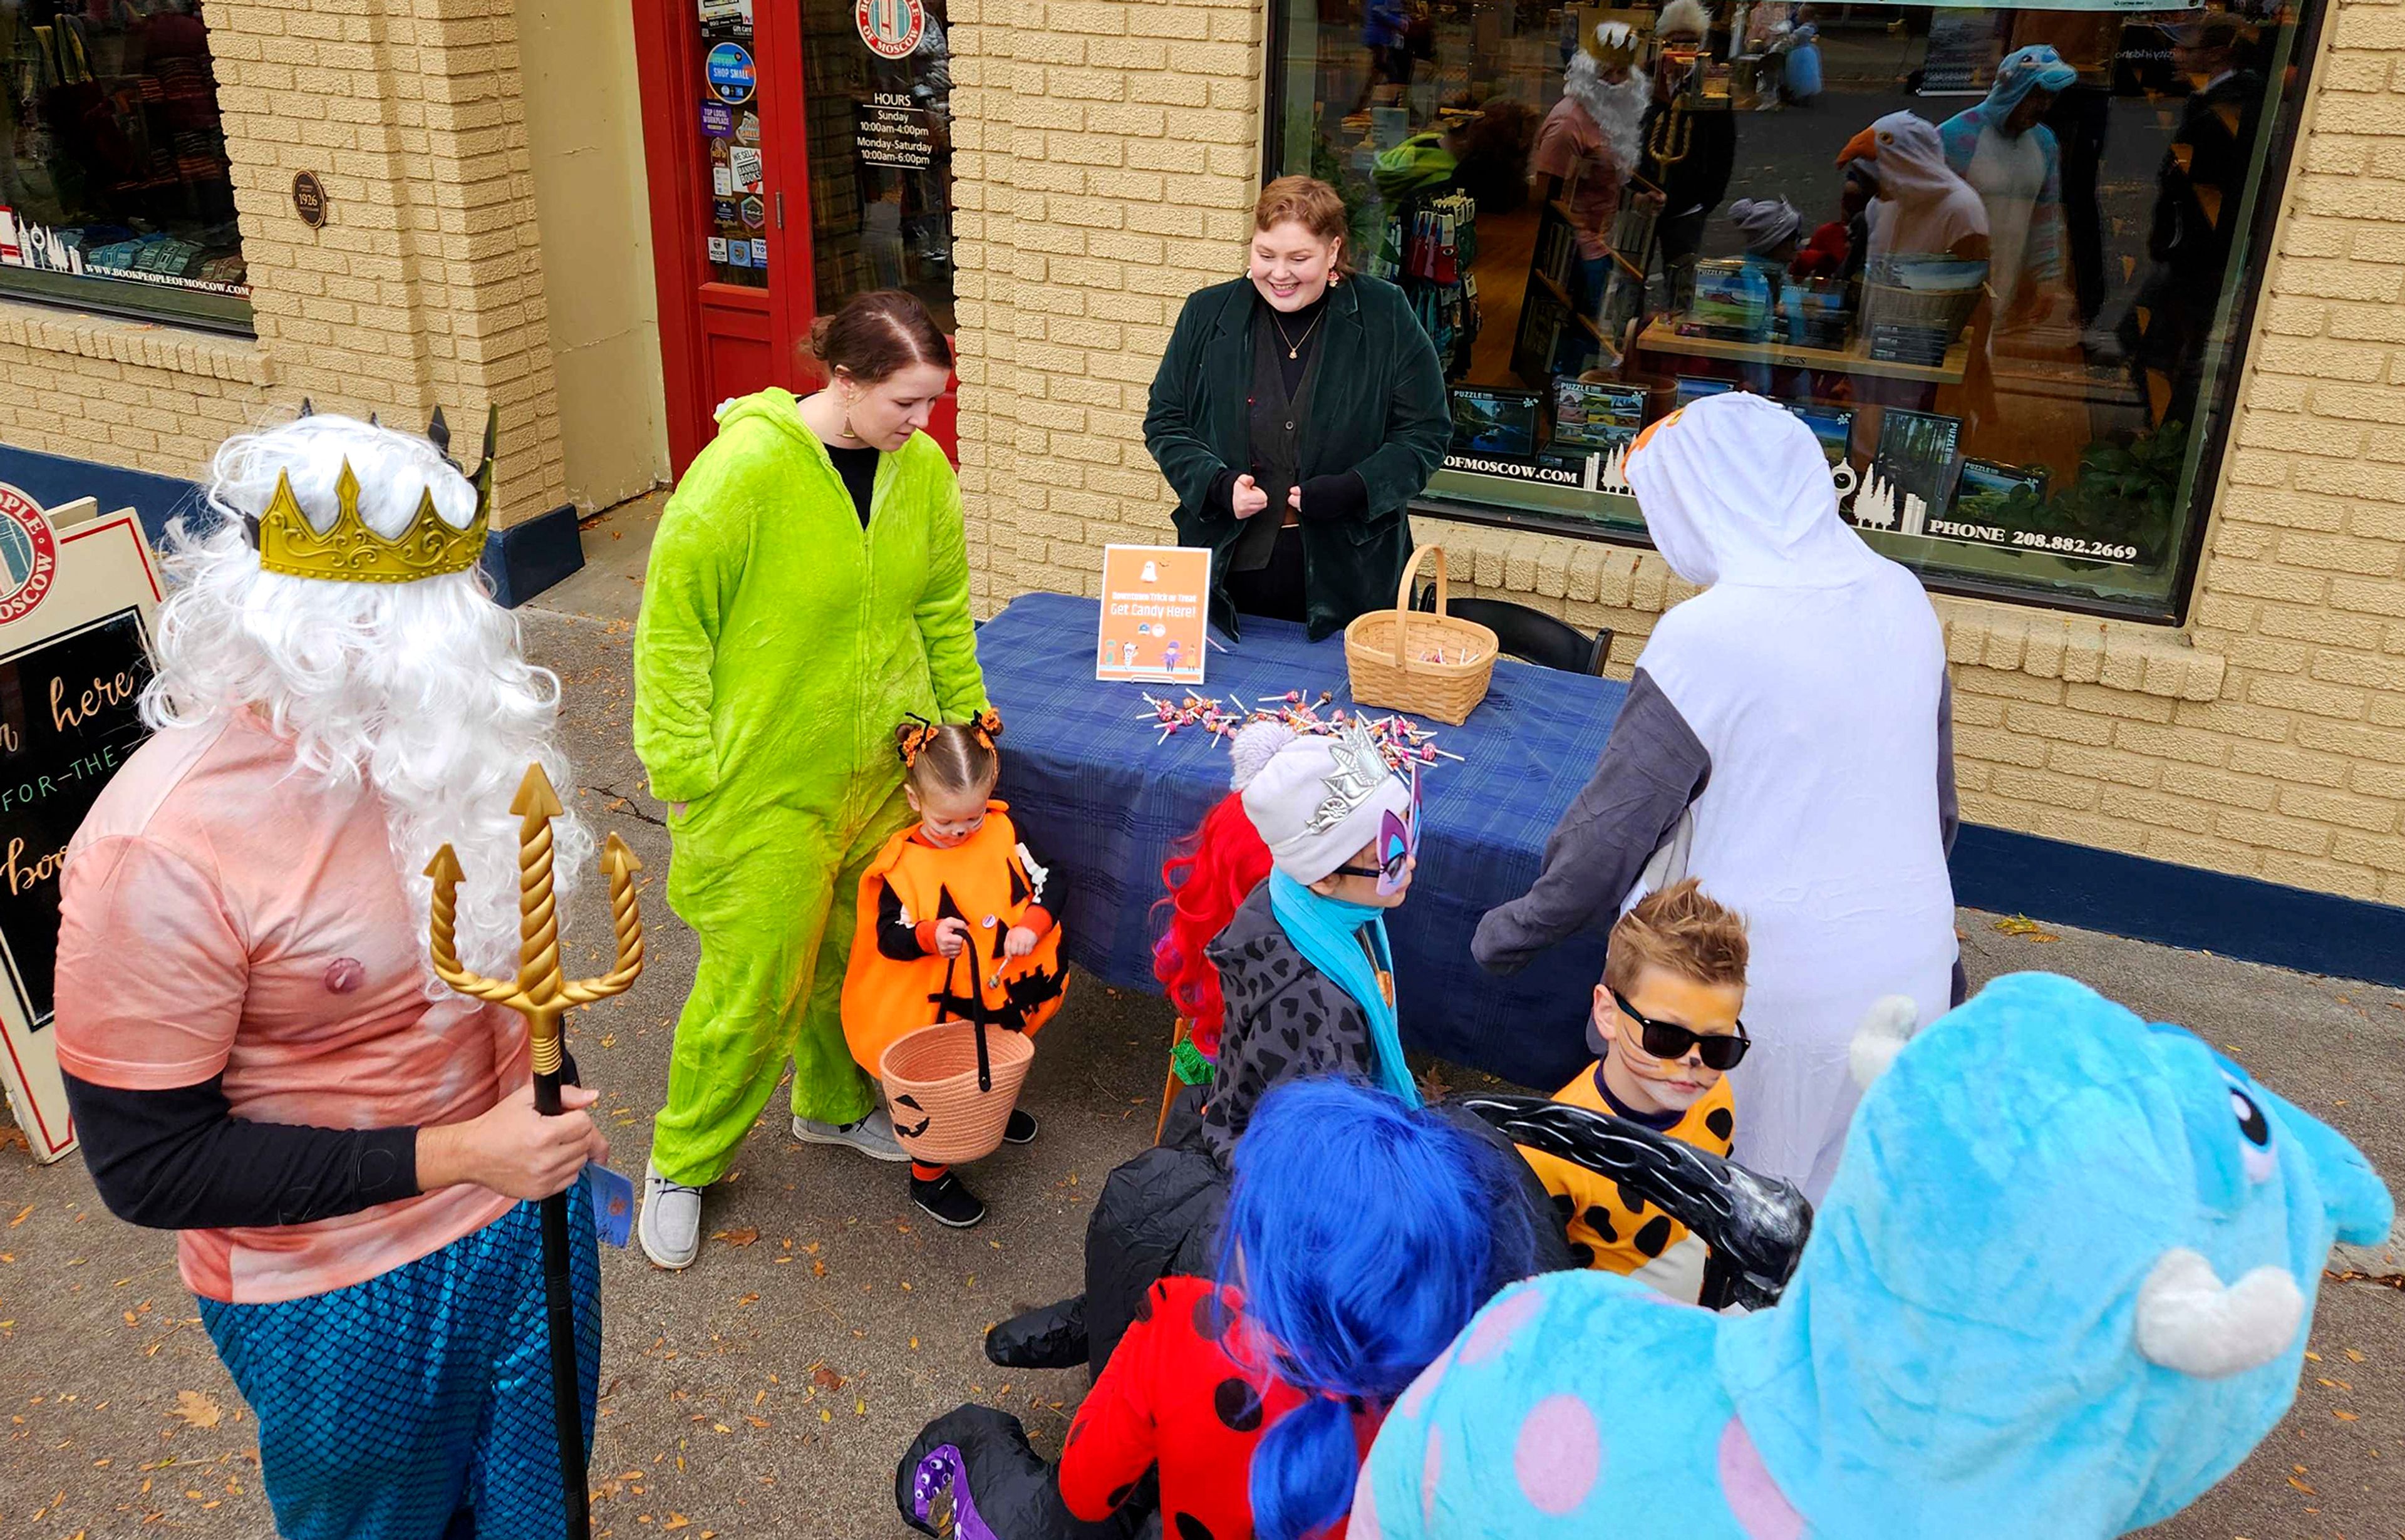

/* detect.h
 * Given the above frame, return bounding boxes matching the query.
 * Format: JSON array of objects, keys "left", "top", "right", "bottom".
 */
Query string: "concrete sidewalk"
[{"left": 3, "top": 499, "right": 2397, "bottom": 1538}]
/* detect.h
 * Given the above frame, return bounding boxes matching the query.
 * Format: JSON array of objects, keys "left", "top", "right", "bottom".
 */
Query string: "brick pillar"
[
  {"left": 948, "top": 0, "right": 1265, "bottom": 611},
  {"left": 209, "top": 0, "right": 567, "bottom": 524}
]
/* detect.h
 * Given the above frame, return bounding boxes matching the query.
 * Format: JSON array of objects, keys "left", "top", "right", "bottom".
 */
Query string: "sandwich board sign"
[{"left": 0, "top": 485, "right": 162, "bottom": 1164}]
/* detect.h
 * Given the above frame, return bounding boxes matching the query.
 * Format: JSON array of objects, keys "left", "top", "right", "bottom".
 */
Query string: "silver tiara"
[{"left": 1303, "top": 725, "right": 1394, "bottom": 836}]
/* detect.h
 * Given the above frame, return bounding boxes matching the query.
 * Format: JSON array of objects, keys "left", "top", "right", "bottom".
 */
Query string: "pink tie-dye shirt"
[{"left": 54, "top": 713, "right": 525, "bottom": 1305}]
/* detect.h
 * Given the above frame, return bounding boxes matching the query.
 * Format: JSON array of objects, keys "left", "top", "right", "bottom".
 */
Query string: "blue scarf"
[{"left": 1268, "top": 870, "right": 1419, "bottom": 1107}]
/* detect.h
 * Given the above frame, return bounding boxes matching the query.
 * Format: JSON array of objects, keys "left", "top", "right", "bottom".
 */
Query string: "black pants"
[
  {"left": 2045, "top": 85, "right": 2112, "bottom": 326},
  {"left": 1224, "top": 524, "right": 1307, "bottom": 626}
]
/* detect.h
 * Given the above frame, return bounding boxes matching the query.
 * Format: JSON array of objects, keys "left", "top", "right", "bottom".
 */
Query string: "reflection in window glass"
[
  {"left": 0, "top": 0, "right": 247, "bottom": 329},
  {"left": 805, "top": 0, "right": 954, "bottom": 333},
  {"left": 1271, "top": 1, "right": 2307, "bottom": 618}
]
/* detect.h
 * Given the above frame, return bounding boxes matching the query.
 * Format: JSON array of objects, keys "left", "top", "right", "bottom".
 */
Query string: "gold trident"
[
  {"left": 423, "top": 762, "right": 639, "bottom": 1540},
  {"left": 424, "top": 763, "right": 646, "bottom": 1072}
]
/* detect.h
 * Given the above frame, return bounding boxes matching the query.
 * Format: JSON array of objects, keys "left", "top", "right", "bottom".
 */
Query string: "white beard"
[
  {"left": 143, "top": 418, "right": 591, "bottom": 993},
  {"left": 1564, "top": 53, "right": 1650, "bottom": 174}
]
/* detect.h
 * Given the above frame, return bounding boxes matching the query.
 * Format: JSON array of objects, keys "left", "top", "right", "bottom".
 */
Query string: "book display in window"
[
  {"left": 0, "top": 3, "right": 246, "bottom": 316},
  {"left": 1372, "top": 186, "right": 1482, "bottom": 380}
]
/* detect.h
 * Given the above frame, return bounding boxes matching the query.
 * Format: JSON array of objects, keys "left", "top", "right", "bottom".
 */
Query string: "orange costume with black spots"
[
  {"left": 840, "top": 801, "right": 1067, "bottom": 1077},
  {"left": 1516, "top": 1062, "right": 1736, "bottom": 1301}
]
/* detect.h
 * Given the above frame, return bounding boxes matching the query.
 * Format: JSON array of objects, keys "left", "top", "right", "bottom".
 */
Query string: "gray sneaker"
[
  {"left": 792, "top": 1106, "right": 909, "bottom": 1162},
  {"left": 639, "top": 1161, "right": 705, "bottom": 1270}
]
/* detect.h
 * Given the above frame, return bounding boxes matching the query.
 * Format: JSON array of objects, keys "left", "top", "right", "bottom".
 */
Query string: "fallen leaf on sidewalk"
[
  {"left": 710, "top": 1226, "right": 759, "bottom": 1248},
  {"left": 169, "top": 1391, "right": 222, "bottom": 1430},
  {"left": 8, "top": 1203, "right": 30, "bottom": 1226},
  {"left": 1993, "top": 915, "right": 2058, "bottom": 942},
  {"left": 811, "top": 1364, "right": 846, "bottom": 1392}
]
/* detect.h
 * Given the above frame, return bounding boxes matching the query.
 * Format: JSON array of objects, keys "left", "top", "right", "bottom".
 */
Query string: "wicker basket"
[
  {"left": 874, "top": 939, "right": 1034, "bottom": 1164},
  {"left": 1343, "top": 545, "right": 1497, "bottom": 726},
  {"left": 879, "top": 1018, "right": 1035, "bottom": 1165},
  {"left": 1859, "top": 259, "right": 1985, "bottom": 365}
]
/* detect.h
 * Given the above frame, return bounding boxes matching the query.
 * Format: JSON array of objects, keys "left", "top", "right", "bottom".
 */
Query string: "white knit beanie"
[
  {"left": 1240, "top": 726, "right": 1415, "bottom": 886},
  {"left": 1228, "top": 720, "right": 1295, "bottom": 792}
]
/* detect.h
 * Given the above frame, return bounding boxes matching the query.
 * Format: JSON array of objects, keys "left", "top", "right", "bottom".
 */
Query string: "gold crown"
[
  {"left": 254, "top": 406, "right": 496, "bottom": 584},
  {"left": 1586, "top": 21, "right": 1641, "bottom": 69}
]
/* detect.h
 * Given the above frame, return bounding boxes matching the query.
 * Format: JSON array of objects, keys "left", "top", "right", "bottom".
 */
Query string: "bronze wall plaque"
[{"left": 291, "top": 171, "right": 328, "bottom": 229}]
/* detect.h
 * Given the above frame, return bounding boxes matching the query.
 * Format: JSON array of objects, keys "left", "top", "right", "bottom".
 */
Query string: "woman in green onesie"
[{"left": 634, "top": 291, "right": 989, "bottom": 1270}]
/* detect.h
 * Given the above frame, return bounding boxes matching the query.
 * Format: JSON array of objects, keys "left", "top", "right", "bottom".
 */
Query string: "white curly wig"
[{"left": 142, "top": 413, "right": 591, "bottom": 990}]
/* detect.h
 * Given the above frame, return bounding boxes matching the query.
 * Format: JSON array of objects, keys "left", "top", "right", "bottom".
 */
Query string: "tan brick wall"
[
  {"left": 946, "top": 0, "right": 1266, "bottom": 609},
  {"left": 950, "top": 1, "right": 2405, "bottom": 911},
  {"left": 3, "top": 0, "right": 571, "bottom": 526}
]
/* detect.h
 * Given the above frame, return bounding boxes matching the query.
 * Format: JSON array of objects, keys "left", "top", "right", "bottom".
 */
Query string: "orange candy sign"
[{"left": 1096, "top": 545, "right": 1210, "bottom": 685}]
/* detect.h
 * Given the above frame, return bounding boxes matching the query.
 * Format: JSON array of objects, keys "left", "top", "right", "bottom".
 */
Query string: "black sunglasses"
[
  {"left": 1332, "top": 851, "right": 1409, "bottom": 885},
  {"left": 1609, "top": 988, "right": 1751, "bottom": 1070}
]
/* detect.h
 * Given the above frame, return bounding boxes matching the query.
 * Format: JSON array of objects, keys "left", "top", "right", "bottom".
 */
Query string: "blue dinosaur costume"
[{"left": 1356, "top": 972, "right": 2392, "bottom": 1539}]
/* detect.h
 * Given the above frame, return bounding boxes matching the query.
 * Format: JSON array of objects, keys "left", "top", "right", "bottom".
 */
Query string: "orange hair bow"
[
  {"left": 897, "top": 715, "right": 941, "bottom": 769},
  {"left": 970, "top": 709, "right": 1005, "bottom": 749}
]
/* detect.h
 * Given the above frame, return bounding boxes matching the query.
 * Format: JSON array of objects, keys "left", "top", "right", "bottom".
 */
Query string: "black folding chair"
[{"left": 1413, "top": 587, "right": 1613, "bottom": 676}]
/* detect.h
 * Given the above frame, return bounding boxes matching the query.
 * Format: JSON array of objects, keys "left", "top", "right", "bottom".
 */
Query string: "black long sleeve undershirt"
[
  {"left": 64, "top": 1052, "right": 581, "bottom": 1232},
  {"left": 872, "top": 829, "right": 1070, "bottom": 962}
]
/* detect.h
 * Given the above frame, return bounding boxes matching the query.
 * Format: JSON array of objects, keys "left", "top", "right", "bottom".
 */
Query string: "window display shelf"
[{"left": 1633, "top": 318, "right": 1971, "bottom": 387}]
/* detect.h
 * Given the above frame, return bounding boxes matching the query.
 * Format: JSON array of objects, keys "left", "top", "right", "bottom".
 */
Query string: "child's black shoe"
[
  {"left": 911, "top": 1169, "right": 987, "bottom": 1228},
  {"left": 1003, "top": 1108, "right": 1038, "bottom": 1145}
]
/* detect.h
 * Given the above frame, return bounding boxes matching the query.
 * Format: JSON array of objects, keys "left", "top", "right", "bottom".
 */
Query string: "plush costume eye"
[{"left": 2226, "top": 1078, "right": 2275, "bottom": 1184}]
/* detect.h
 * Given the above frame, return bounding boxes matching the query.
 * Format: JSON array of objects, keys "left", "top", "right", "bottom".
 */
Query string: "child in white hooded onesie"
[{"left": 1474, "top": 391, "right": 1960, "bottom": 1201}]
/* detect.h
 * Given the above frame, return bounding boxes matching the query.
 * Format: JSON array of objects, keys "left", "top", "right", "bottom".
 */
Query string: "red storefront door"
[{"left": 633, "top": 0, "right": 959, "bottom": 476}]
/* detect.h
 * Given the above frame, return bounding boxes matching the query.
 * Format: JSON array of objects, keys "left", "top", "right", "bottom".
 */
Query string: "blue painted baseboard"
[
  {"left": 1950, "top": 822, "right": 2405, "bottom": 987},
  {"left": 480, "top": 502, "right": 584, "bottom": 608},
  {"left": 0, "top": 442, "right": 583, "bottom": 608},
  {"left": 0, "top": 442, "right": 202, "bottom": 544}
]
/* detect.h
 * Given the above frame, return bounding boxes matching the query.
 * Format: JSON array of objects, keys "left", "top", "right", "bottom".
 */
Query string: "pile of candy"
[{"left": 1134, "top": 689, "right": 1465, "bottom": 767}]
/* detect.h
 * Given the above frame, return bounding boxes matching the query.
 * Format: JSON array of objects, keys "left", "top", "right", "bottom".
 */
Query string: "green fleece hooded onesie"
[{"left": 635, "top": 389, "right": 988, "bottom": 1189}]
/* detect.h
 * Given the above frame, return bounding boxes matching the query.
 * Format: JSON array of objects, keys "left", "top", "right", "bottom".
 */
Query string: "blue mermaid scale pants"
[{"left": 197, "top": 1186, "right": 601, "bottom": 1540}]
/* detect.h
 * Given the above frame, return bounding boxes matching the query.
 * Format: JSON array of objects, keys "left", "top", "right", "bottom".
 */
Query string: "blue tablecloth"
[{"left": 981, "top": 592, "right": 1627, "bottom": 1090}]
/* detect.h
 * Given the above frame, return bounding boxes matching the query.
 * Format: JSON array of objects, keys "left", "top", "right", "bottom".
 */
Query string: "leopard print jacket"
[{"left": 1196, "top": 882, "right": 1376, "bottom": 1165}]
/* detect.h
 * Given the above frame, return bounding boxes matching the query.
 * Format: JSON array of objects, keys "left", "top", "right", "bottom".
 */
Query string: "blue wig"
[{"left": 1218, "top": 1078, "right": 1536, "bottom": 1540}]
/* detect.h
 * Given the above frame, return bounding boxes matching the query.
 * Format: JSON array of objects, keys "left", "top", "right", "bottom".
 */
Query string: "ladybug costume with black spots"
[
  {"left": 894, "top": 1276, "right": 1375, "bottom": 1540},
  {"left": 1058, "top": 1278, "right": 1374, "bottom": 1539}
]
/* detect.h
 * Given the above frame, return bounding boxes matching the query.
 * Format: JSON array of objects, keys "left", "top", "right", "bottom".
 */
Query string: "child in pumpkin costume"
[{"left": 844, "top": 716, "right": 1068, "bottom": 1227}]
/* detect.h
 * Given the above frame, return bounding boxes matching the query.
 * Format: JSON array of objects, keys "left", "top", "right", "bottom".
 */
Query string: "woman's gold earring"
[{"left": 841, "top": 393, "right": 857, "bottom": 440}]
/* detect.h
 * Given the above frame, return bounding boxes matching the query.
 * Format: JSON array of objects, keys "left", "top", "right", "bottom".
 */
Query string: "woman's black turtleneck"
[
  {"left": 1202, "top": 284, "right": 1369, "bottom": 530},
  {"left": 1261, "top": 287, "right": 1330, "bottom": 397}
]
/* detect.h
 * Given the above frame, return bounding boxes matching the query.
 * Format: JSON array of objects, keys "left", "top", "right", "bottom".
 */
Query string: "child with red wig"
[{"left": 1151, "top": 721, "right": 1286, "bottom": 1060}]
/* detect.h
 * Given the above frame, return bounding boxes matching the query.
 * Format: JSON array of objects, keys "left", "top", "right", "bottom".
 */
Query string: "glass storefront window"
[
  {"left": 0, "top": 1, "right": 247, "bottom": 330},
  {"left": 696, "top": 1, "right": 770, "bottom": 286},
  {"left": 1269, "top": 1, "right": 2311, "bottom": 619},
  {"left": 803, "top": 0, "right": 955, "bottom": 331}
]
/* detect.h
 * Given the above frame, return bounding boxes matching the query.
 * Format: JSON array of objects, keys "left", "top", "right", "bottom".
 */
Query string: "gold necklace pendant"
[{"left": 1272, "top": 307, "right": 1322, "bottom": 360}]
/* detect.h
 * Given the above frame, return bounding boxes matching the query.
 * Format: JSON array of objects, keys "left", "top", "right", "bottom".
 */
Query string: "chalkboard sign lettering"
[{"left": 0, "top": 607, "right": 153, "bottom": 1029}]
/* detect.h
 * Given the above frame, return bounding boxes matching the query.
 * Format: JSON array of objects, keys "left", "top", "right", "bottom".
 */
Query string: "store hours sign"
[
  {"left": 0, "top": 487, "right": 162, "bottom": 1164},
  {"left": 857, "top": 93, "right": 935, "bottom": 170}
]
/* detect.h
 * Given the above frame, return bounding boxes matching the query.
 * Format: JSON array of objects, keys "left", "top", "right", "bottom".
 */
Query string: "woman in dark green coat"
[{"left": 1144, "top": 176, "right": 1452, "bottom": 641}]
